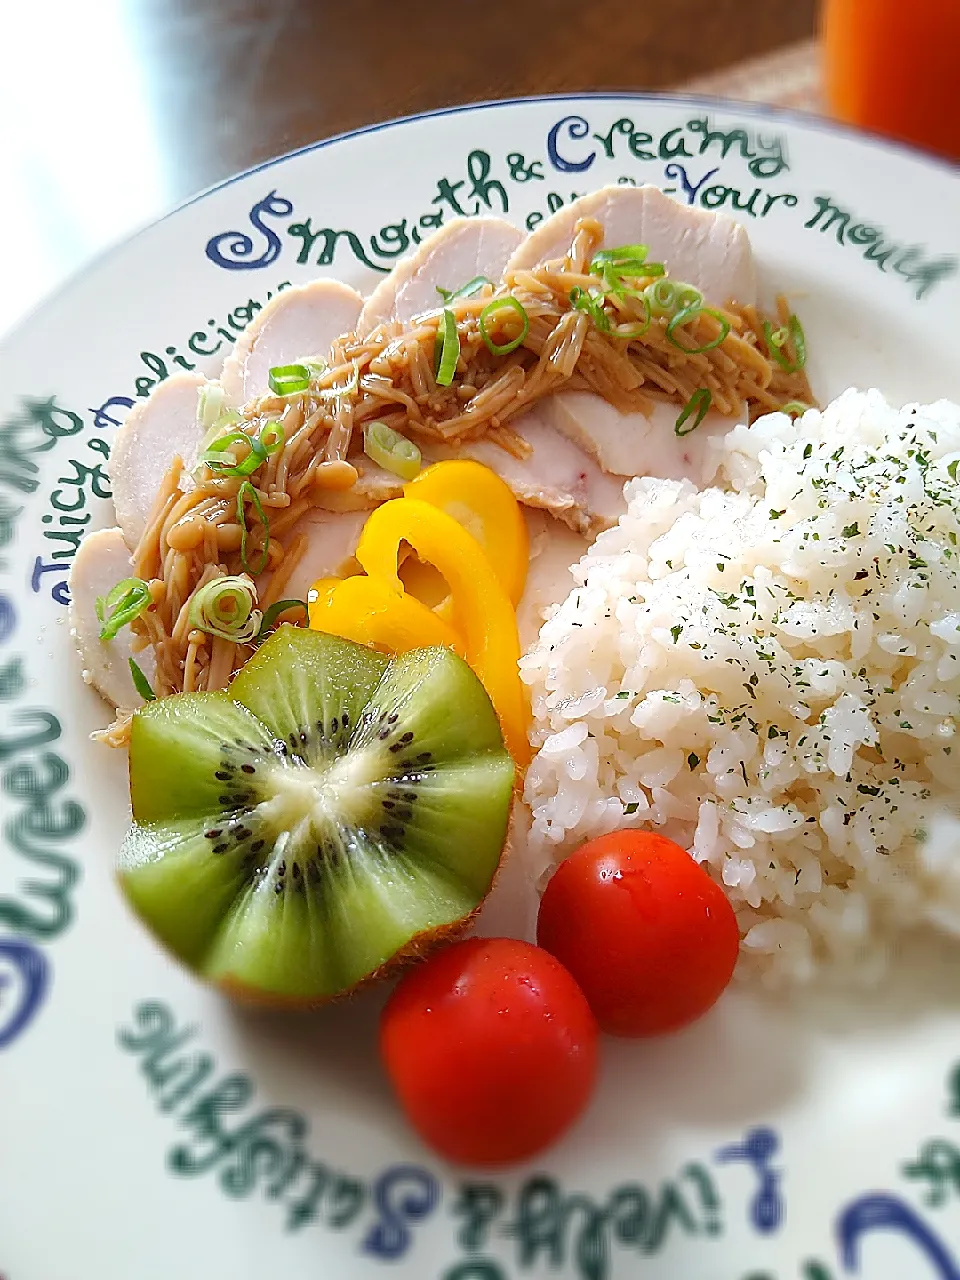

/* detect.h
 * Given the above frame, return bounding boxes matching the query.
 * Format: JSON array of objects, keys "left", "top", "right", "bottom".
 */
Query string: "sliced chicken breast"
[
  {"left": 541, "top": 393, "right": 737, "bottom": 487},
  {"left": 505, "top": 184, "right": 757, "bottom": 308},
  {"left": 516, "top": 509, "right": 589, "bottom": 650},
  {"left": 221, "top": 279, "right": 363, "bottom": 407},
  {"left": 453, "top": 410, "right": 627, "bottom": 537},
  {"left": 357, "top": 217, "right": 524, "bottom": 336},
  {"left": 110, "top": 372, "right": 208, "bottom": 550},
  {"left": 69, "top": 527, "right": 157, "bottom": 709},
  {"left": 263, "top": 509, "right": 368, "bottom": 602}
]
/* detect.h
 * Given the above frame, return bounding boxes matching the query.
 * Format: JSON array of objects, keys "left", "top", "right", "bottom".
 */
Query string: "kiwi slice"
[{"left": 118, "top": 626, "right": 515, "bottom": 1004}]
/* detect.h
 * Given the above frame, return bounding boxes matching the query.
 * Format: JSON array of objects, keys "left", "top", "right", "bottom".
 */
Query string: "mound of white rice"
[{"left": 521, "top": 390, "right": 960, "bottom": 985}]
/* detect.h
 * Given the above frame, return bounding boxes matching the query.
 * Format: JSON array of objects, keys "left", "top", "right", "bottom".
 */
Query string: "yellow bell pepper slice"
[
  {"left": 355, "top": 498, "right": 531, "bottom": 766},
  {"left": 403, "top": 459, "right": 529, "bottom": 606},
  {"left": 308, "top": 574, "right": 465, "bottom": 657}
]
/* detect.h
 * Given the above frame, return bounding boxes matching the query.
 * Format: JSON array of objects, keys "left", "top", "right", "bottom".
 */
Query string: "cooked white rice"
[{"left": 521, "top": 389, "right": 960, "bottom": 985}]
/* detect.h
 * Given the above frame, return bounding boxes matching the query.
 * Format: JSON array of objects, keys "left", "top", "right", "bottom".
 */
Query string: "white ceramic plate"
[{"left": 2, "top": 95, "right": 960, "bottom": 1280}]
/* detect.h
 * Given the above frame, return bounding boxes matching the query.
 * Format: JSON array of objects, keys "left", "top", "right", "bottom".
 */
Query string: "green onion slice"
[
  {"left": 296, "top": 356, "right": 327, "bottom": 377},
  {"left": 645, "top": 279, "right": 679, "bottom": 317},
  {"left": 197, "top": 384, "right": 240, "bottom": 435},
  {"left": 363, "top": 420, "right": 422, "bottom": 480},
  {"left": 255, "top": 598, "right": 308, "bottom": 641},
  {"left": 128, "top": 657, "right": 157, "bottom": 701},
  {"left": 237, "top": 481, "right": 270, "bottom": 575},
  {"left": 610, "top": 296, "right": 652, "bottom": 340},
  {"left": 666, "top": 306, "right": 732, "bottom": 354},
  {"left": 569, "top": 286, "right": 610, "bottom": 331},
  {"left": 268, "top": 363, "right": 311, "bottom": 396},
  {"left": 435, "top": 309, "right": 460, "bottom": 386},
  {"left": 675, "top": 284, "right": 704, "bottom": 312},
  {"left": 188, "top": 574, "right": 262, "bottom": 643},
  {"left": 436, "top": 276, "right": 493, "bottom": 303},
  {"left": 675, "top": 388, "right": 713, "bottom": 437},
  {"left": 644, "top": 279, "right": 704, "bottom": 318},
  {"left": 95, "top": 577, "right": 152, "bottom": 642},
  {"left": 590, "top": 244, "right": 649, "bottom": 272},
  {"left": 602, "top": 263, "right": 666, "bottom": 298},
  {"left": 200, "top": 430, "right": 269, "bottom": 477},
  {"left": 478, "top": 297, "right": 530, "bottom": 355},
  {"left": 763, "top": 313, "right": 807, "bottom": 373},
  {"left": 258, "top": 421, "right": 285, "bottom": 455},
  {"left": 782, "top": 400, "right": 812, "bottom": 417}
]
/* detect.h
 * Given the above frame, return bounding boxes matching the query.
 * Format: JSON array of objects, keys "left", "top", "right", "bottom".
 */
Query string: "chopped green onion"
[
  {"left": 237, "top": 481, "right": 270, "bottom": 575},
  {"left": 268, "top": 363, "right": 311, "bottom": 396},
  {"left": 644, "top": 279, "right": 703, "bottom": 318},
  {"left": 436, "top": 276, "right": 493, "bottom": 303},
  {"left": 478, "top": 297, "right": 530, "bottom": 355},
  {"left": 128, "top": 658, "right": 156, "bottom": 701},
  {"left": 782, "top": 400, "right": 812, "bottom": 417},
  {"left": 610, "top": 296, "right": 652, "bottom": 340},
  {"left": 601, "top": 263, "right": 666, "bottom": 298},
  {"left": 675, "top": 388, "right": 713, "bottom": 436},
  {"left": 569, "top": 286, "right": 610, "bottom": 331},
  {"left": 188, "top": 574, "right": 262, "bottom": 643},
  {"left": 95, "top": 577, "right": 152, "bottom": 642},
  {"left": 255, "top": 598, "right": 308, "bottom": 641},
  {"left": 666, "top": 306, "right": 731, "bottom": 354},
  {"left": 590, "top": 244, "right": 650, "bottom": 272},
  {"left": 363, "top": 420, "right": 422, "bottom": 480},
  {"left": 258, "top": 421, "right": 285, "bottom": 455},
  {"left": 675, "top": 284, "right": 704, "bottom": 312},
  {"left": 200, "top": 430, "right": 268, "bottom": 477},
  {"left": 296, "top": 356, "right": 327, "bottom": 377},
  {"left": 197, "top": 384, "right": 239, "bottom": 434},
  {"left": 763, "top": 314, "right": 807, "bottom": 373},
  {"left": 645, "top": 279, "right": 679, "bottom": 316},
  {"left": 435, "top": 309, "right": 460, "bottom": 386}
]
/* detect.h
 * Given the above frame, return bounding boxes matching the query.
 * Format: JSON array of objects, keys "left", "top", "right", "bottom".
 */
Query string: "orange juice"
[{"left": 822, "top": 0, "right": 960, "bottom": 161}]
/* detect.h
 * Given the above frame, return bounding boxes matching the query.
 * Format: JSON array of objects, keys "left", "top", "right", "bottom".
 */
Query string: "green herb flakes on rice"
[{"left": 521, "top": 389, "right": 960, "bottom": 986}]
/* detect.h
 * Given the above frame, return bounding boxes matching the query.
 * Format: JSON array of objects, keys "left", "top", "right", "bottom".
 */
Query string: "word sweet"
[{"left": 0, "top": 590, "right": 84, "bottom": 1048}]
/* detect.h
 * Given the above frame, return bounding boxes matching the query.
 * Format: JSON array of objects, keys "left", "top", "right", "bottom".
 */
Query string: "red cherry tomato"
[
  {"left": 379, "top": 936, "right": 598, "bottom": 1166},
  {"left": 536, "top": 831, "right": 740, "bottom": 1037}
]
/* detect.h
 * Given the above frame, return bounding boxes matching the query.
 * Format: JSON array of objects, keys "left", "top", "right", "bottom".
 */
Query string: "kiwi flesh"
[{"left": 118, "top": 626, "right": 515, "bottom": 1004}]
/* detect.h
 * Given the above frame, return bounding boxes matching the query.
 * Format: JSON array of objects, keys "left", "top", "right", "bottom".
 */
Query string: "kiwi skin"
[
  {"left": 215, "top": 911, "right": 479, "bottom": 1009},
  {"left": 118, "top": 630, "right": 516, "bottom": 1006}
]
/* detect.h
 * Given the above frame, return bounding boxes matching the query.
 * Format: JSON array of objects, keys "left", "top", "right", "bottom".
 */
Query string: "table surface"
[{"left": 0, "top": 0, "right": 819, "bottom": 336}]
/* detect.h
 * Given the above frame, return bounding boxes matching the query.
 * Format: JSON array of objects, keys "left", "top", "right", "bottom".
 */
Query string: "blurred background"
[{"left": 0, "top": 0, "right": 954, "bottom": 336}]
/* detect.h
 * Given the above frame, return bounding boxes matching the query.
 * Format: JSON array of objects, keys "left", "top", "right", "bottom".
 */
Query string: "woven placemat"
[{"left": 679, "top": 37, "right": 823, "bottom": 113}]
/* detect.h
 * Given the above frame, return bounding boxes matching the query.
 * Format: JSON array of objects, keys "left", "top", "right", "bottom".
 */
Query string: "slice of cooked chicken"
[
  {"left": 452, "top": 410, "right": 627, "bottom": 537},
  {"left": 221, "top": 279, "right": 363, "bottom": 406},
  {"left": 262, "top": 509, "right": 368, "bottom": 602},
  {"left": 505, "top": 184, "right": 757, "bottom": 308},
  {"left": 541, "top": 392, "right": 737, "bottom": 487},
  {"left": 69, "top": 527, "right": 157, "bottom": 708},
  {"left": 516, "top": 508, "right": 589, "bottom": 650},
  {"left": 314, "top": 416, "right": 624, "bottom": 536},
  {"left": 357, "top": 217, "right": 524, "bottom": 336},
  {"left": 110, "top": 372, "right": 208, "bottom": 550}
]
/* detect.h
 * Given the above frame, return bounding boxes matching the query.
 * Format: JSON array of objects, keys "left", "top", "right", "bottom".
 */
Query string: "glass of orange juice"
[{"left": 822, "top": 0, "right": 960, "bottom": 161}]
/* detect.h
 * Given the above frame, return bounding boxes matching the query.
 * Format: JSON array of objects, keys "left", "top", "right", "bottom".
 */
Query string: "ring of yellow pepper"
[{"left": 308, "top": 460, "right": 532, "bottom": 767}]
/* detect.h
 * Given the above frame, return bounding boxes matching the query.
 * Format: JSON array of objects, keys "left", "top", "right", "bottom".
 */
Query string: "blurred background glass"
[
  {"left": 8, "top": 0, "right": 960, "bottom": 338},
  {"left": 822, "top": 0, "right": 960, "bottom": 161}
]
